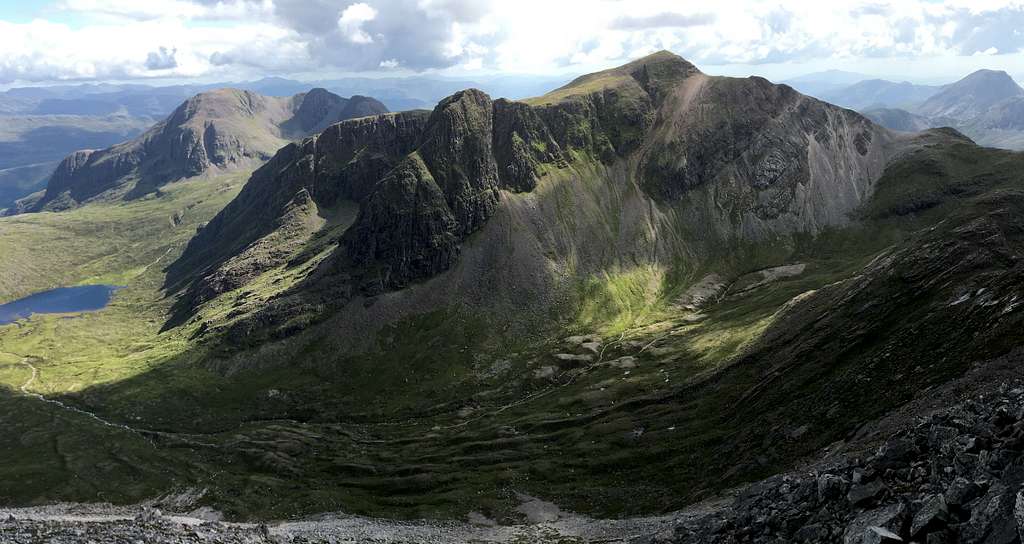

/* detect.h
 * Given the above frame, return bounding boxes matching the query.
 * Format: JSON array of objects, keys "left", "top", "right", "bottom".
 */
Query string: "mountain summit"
[
  {"left": 22, "top": 88, "right": 387, "bottom": 212},
  {"left": 917, "top": 68, "right": 1024, "bottom": 120}
]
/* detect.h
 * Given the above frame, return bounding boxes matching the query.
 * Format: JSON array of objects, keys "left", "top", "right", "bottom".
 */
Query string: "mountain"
[
  {"left": 862, "top": 107, "right": 936, "bottom": 132},
  {"left": 0, "top": 75, "right": 572, "bottom": 118},
  {"left": 916, "top": 69, "right": 1024, "bottom": 120},
  {"left": 165, "top": 51, "right": 898, "bottom": 335},
  {"left": 781, "top": 69, "right": 872, "bottom": 96},
  {"left": 0, "top": 75, "right": 568, "bottom": 211},
  {"left": 819, "top": 78, "right": 941, "bottom": 110},
  {"left": 21, "top": 88, "right": 387, "bottom": 212}
]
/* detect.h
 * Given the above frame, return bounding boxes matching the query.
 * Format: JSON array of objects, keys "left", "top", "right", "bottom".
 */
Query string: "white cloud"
[
  {"left": 2, "top": 0, "right": 1024, "bottom": 84},
  {"left": 337, "top": 2, "right": 378, "bottom": 44}
]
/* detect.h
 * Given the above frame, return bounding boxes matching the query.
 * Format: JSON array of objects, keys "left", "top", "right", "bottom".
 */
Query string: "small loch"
[{"left": 0, "top": 285, "right": 121, "bottom": 325}]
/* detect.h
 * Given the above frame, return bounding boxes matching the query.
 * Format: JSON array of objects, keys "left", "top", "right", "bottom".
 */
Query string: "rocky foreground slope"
[{"left": 16, "top": 89, "right": 386, "bottom": 213}]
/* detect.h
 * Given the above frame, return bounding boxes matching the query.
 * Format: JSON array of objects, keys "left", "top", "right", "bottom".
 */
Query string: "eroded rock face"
[{"left": 345, "top": 153, "right": 461, "bottom": 291}]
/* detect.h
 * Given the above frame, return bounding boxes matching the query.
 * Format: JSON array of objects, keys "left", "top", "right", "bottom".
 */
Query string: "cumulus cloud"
[
  {"left": 145, "top": 46, "right": 178, "bottom": 70},
  {"left": 3, "top": 0, "right": 1024, "bottom": 84},
  {"left": 337, "top": 2, "right": 378, "bottom": 44},
  {"left": 253, "top": 0, "right": 499, "bottom": 71}
]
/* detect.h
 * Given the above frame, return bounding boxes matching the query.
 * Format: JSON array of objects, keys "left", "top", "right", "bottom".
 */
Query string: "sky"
[{"left": 1, "top": 0, "right": 1024, "bottom": 87}]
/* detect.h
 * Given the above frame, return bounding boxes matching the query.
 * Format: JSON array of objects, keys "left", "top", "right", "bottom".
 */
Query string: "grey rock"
[
  {"left": 552, "top": 353, "right": 594, "bottom": 366},
  {"left": 843, "top": 502, "right": 906, "bottom": 544},
  {"left": 910, "top": 494, "right": 948, "bottom": 537},
  {"left": 134, "top": 507, "right": 163, "bottom": 524},
  {"left": 961, "top": 483, "right": 1020, "bottom": 544},
  {"left": 876, "top": 438, "right": 917, "bottom": 469},
  {"left": 818, "top": 473, "right": 848, "bottom": 502},
  {"left": 943, "top": 477, "right": 982, "bottom": 508},
  {"left": 848, "top": 479, "right": 888, "bottom": 506},
  {"left": 794, "top": 523, "right": 830, "bottom": 542},
  {"left": 579, "top": 341, "right": 602, "bottom": 355}
]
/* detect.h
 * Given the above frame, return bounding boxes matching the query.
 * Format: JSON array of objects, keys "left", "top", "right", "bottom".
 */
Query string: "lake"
[{"left": 0, "top": 285, "right": 121, "bottom": 325}]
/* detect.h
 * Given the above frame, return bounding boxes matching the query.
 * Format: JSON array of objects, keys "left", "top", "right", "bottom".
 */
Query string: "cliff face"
[
  {"left": 167, "top": 51, "right": 903, "bottom": 340},
  {"left": 28, "top": 88, "right": 388, "bottom": 212}
]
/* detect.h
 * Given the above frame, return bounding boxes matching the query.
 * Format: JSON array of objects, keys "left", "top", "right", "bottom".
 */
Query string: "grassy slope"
[{"left": 0, "top": 173, "right": 248, "bottom": 505}]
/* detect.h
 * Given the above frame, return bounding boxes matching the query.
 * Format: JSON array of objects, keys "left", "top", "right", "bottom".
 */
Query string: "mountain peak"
[
  {"left": 964, "top": 68, "right": 1015, "bottom": 79},
  {"left": 623, "top": 49, "right": 691, "bottom": 66},
  {"left": 950, "top": 69, "right": 1022, "bottom": 94},
  {"left": 918, "top": 68, "right": 1024, "bottom": 120},
  {"left": 171, "top": 88, "right": 269, "bottom": 124},
  {"left": 528, "top": 50, "right": 699, "bottom": 105}
]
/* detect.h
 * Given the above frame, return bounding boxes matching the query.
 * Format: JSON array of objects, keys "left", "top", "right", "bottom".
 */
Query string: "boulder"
[
  {"left": 817, "top": 473, "right": 848, "bottom": 503},
  {"left": 134, "top": 507, "right": 163, "bottom": 524},
  {"left": 607, "top": 356, "right": 638, "bottom": 369},
  {"left": 943, "top": 477, "right": 982, "bottom": 510},
  {"left": 848, "top": 480, "right": 888, "bottom": 506},
  {"left": 843, "top": 502, "right": 906, "bottom": 544},
  {"left": 960, "top": 483, "right": 1020, "bottom": 544},
  {"left": 875, "top": 438, "right": 917, "bottom": 470},
  {"left": 794, "top": 522, "right": 830, "bottom": 542},
  {"left": 552, "top": 353, "right": 594, "bottom": 366},
  {"left": 580, "top": 341, "right": 602, "bottom": 355},
  {"left": 909, "top": 494, "right": 949, "bottom": 538}
]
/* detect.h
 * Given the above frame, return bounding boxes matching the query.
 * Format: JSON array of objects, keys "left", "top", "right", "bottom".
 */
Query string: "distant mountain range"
[
  {"left": 817, "top": 79, "right": 941, "bottom": 110},
  {"left": 781, "top": 69, "right": 873, "bottom": 96},
  {"left": 0, "top": 74, "right": 572, "bottom": 117},
  {"left": 787, "top": 68, "right": 1024, "bottom": 150}
]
